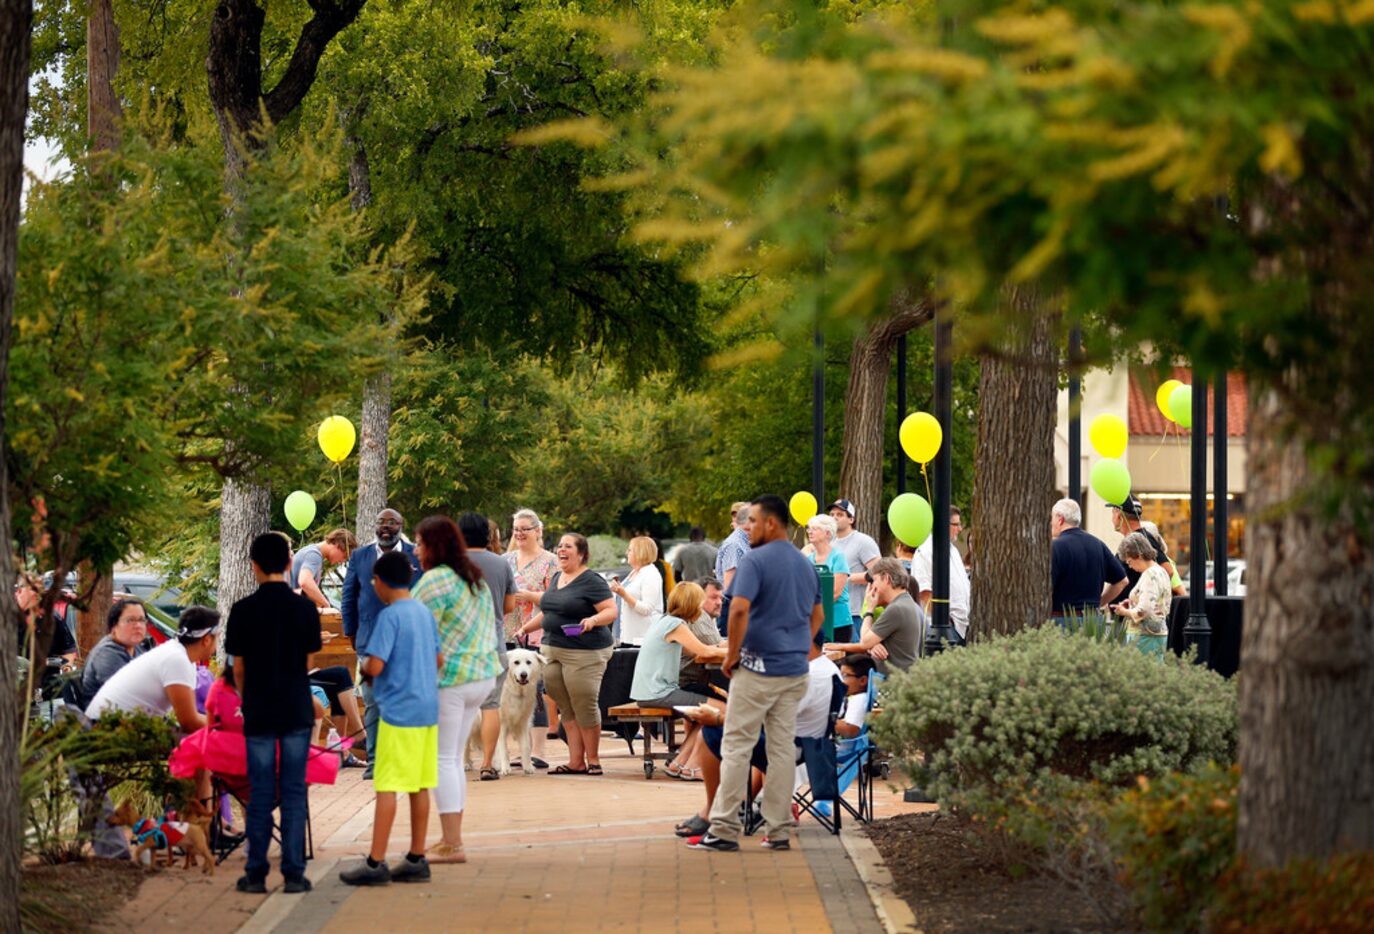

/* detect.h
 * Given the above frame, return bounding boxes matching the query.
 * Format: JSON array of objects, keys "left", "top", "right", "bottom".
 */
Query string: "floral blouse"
[
  {"left": 504, "top": 549, "right": 558, "bottom": 644},
  {"left": 1128, "top": 564, "right": 1173, "bottom": 637}
]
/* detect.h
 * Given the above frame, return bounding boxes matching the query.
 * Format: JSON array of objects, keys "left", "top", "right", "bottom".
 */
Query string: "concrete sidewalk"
[{"left": 111, "top": 738, "right": 927, "bottom": 933}]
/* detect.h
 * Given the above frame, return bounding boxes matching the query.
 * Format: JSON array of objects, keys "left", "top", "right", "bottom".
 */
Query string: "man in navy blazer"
[{"left": 342, "top": 507, "right": 421, "bottom": 779}]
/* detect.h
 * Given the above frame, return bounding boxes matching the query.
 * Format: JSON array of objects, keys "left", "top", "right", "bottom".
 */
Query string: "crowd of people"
[{"left": 13, "top": 483, "right": 1186, "bottom": 887}]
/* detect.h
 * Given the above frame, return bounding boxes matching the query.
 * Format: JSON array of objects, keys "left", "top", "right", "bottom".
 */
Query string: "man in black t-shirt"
[
  {"left": 1108, "top": 495, "right": 1184, "bottom": 594},
  {"left": 225, "top": 533, "right": 322, "bottom": 895}
]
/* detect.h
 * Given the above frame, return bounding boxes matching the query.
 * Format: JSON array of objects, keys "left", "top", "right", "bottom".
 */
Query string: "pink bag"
[{"left": 169, "top": 728, "right": 350, "bottom": 786}]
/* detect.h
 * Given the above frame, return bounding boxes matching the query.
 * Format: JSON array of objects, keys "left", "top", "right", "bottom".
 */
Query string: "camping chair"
[
  {"left": 169, "top": 728, "right": 348, "bottom": 864},
  {"left": 741, "top": 675, "right": 848, "bottom": 837},
  {"left": 794, "top": 674, "right": 878, "bottom": 833}
]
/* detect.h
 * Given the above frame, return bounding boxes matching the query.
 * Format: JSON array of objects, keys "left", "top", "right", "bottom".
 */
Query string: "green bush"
[
  {"left": 1108, "top": 764, "right": 1239, "bottom": 930},
  {"left": 871, "top": 626, "right": 1237, "bottom": 803},
  {"left": 1209, "top": 852, "right": 1374, "bottom": 933}
]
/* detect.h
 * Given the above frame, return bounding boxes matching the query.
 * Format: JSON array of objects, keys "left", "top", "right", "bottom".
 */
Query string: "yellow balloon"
[
  {"left": 317, "top": 415, "right": 357, "bottom": 464},
  {"left": 1088, "top": 414, "right": 1129, "bottom": 459},
  {"left": 1156, "top": 380, "right": 1183, "bottom": 423},
  {"left": 789, "top": 491, "right": 818, "bottom": 526},
  {"left": 900, "top": 412, "right": 943, "bottom": 464}
]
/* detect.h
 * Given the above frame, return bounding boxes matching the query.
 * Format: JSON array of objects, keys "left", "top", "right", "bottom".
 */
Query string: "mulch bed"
[
  {"left": 866, "top": 812, "right": 1123, "bottom": 933},
  {"left": 21, "top": 859, "right": 146, "bottom": 933}
]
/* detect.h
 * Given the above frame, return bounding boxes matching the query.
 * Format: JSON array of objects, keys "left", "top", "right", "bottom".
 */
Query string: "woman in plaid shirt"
[{"left": 413, "top": 515, "right": 502, "bottom": 864}]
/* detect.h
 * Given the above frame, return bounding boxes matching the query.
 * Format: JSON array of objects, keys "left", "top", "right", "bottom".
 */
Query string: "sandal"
[
  {"left": 674, "top": 815, "right": 710, "bottom": 838},
  {"left": 341, "top": 753, "right": 366, "bottom": 769},
  {"left": 677, "top": 766, "right": 703, "bottom": 782},
  {"left": 425, "top": 842, "right": 467, "bottom": 864},
  {"left": 585, "top": 763, "right": 603, "bottom": 776},
  {"left": 664, "top": 762, "right": 683, "bottom": 779},
  {"left": 479, "top": 767, "right": 499, "bottom": 781},
  {"left": 550, "top": 764, "right": 588, "bottom": 775}
]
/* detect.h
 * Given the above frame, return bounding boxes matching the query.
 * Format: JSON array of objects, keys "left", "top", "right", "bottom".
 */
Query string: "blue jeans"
[
  {"left": 245, "top": 727, "right": 312, "bottom": 882},
  {"left": 360, "top": 681, "right": 379, "bottom": 774}
]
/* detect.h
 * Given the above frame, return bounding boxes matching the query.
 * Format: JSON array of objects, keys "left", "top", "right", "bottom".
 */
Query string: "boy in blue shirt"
[{"left": 340, "top": 550, "right": 439, "bottom": 886}]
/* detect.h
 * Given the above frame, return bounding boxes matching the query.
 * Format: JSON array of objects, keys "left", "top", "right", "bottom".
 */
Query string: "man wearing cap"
[
  {"left": 1109, "top": 496, "right": 1185, "bottom": 595},
  {"left": 713, "top": 502, "right": 752, "bottom": 591},
  {"left": 1051, "top": 498, "right": 1128, "bottom": 623},
  {"left": 828, "top": 499, "right": 881, "bottom": 643}
]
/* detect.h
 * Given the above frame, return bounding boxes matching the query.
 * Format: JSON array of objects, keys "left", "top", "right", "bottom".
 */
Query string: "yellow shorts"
[{"left": 374, "top": 721, "right": 438, "bottom": 794}]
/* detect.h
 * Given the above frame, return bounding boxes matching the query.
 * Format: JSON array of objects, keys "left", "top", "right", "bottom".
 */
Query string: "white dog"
[{"left": 466, "top": 648, "right": 545, "bottom": 776}]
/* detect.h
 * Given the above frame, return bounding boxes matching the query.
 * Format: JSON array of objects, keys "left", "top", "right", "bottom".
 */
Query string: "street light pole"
[
  {"left": 1185, "top": 372, "right": 1212, "bottom": 664},
  {"left": 924, "top": 310, "right": 956, "bottom": 656},
  {"left": 897, "top": 334, "right": 907, "bottom": 496},
  {"left": 1068, "top": 328, "right": 1082, "bottom": 510},
  {"left": 1213, "top": 374, "right": 1229, "bottom": 596},
  {"left": 813, "top": 323, "right": 824, "bottom": 506}
]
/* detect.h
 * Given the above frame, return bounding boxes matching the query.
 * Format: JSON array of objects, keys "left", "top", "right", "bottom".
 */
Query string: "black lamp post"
[
  {"left": 1213, "top": 374, "right": 1228, "bottom": 596},
  {"left": 1184, "top": 373, "right": 1212, "bottom": 664},
  {"left": 1068, "top": 328, "right": 1082, "bottom": 510},
  {"left": 923, "top": 310, "right": 956, "bottom": 656},
  {"left": 813, "top": 323, "right": 824, "bottom": 506}
]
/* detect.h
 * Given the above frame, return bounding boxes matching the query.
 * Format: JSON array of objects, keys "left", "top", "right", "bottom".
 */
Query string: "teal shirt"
[
  {"left": 820, "top": 548, "right": 851, "bottom": 633},
  {"left": 630, "top": 614, "right": 687, "bottom": 702}
]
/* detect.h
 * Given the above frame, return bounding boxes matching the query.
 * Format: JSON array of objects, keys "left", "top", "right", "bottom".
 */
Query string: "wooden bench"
[{"left": 607, "top": 704, "right": 682, "bottom": 779}]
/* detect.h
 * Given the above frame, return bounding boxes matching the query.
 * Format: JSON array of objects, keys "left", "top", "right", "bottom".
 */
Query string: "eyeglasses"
[
  {"left": 119, "top": 616, "right": 148, "bottom": 625},
  {"left": 513, "top": 526, "right": 538, "bottom": 534}
]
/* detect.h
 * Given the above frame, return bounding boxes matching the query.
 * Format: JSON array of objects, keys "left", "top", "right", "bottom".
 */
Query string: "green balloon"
[
  {"left": 1168, "top": 384, "right": 1193, "bottom": 429},
  {"left": 1090, "top": 459, "right": 1132, "bottom": 507},
  {"left": 284, "top": 490, "right": 316, "bottom": 532},
  {"left": 888, "top": 493, "right": 933, "bottom": 548}
]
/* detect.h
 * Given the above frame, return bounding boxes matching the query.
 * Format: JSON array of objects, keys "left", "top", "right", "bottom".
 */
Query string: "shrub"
[
  {"left": 1108, "top": 763, "right": 1239, "bottom": 930},
  {"left": 22, "top": 710, "right": 185, "bottom": 863},
  {"left": 871, "top": 626, "right": 1237, "bottom": 803},
  {"left": 1209, "top": 852, "right": 1374, "bottom": 933}
]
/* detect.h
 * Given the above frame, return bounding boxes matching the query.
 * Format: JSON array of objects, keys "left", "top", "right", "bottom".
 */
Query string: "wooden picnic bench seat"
[{"left": 607, "top": 703, "right": 683, "bottom": 779}]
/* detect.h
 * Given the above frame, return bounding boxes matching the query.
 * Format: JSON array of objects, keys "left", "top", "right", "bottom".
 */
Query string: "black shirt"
[
  {"left": 225, "top": 582, "right": 322, "bottom": 736},
  {"left": 1051, "top": 528, "right": 1127, "bottom": 614},
  {"left": 541, "top": 571, "right": 614, "bottom": 650}
]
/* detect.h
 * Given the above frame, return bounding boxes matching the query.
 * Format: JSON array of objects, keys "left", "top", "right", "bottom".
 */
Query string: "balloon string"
[
  {"left": 921, "top": 462, "right": 933, "bottom": 506},
  {"left": 1150, "top": 423, "right": 1169, "bottom": 463}
]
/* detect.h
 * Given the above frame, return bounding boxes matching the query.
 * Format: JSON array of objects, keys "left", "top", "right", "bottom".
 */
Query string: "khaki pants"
[
  {"left": 706, "top": 667, "right": 809, "bottom": 842},
  {"left": 540, "top": 644, "right": 613, "bottom": 727}
]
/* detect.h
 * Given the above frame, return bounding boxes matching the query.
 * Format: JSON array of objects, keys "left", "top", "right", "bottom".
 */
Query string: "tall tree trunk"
[
  {"left": 206, "top": 0, "right": 368, "bottom": 598},
  {"left": 85, "top": 0, "right": 120, "bottom": 152},
  {"left": 217, "top": 476, "right": 271, "bottom": 610},
  {"left": 969, "top": 297, "right": 1057, "bottom": 639},
  {"left": 1238, "top": 383, "right": 1374, "bottom": 866},
  {"left": 837, "top": 294, "right": 935, "bottom": 539},
  {"left": 74, "top": 562, "right": 111, "bottom": 657},
  {"left": 0, "top": 0, "right": 32, "bottom": 926},
  {"left": 346, "top": 134, "right": 389, "bottom": 546}
]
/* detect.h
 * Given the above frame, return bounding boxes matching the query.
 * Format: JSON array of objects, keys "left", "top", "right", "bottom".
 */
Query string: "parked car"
[
  {"left": 1182, "top": 559, "right": 1247, "bottom": 597},
  {"left": 113, "top": 571, "right": 191, "bottom": 620}
]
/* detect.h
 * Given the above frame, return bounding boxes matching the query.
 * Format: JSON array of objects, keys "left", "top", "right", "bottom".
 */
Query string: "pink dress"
[
  {"left": 205, "top": 680, "right": 244, "bottom": 734},
  {"left": 505, "top": 550, "right": 558, "bottom": 644}
]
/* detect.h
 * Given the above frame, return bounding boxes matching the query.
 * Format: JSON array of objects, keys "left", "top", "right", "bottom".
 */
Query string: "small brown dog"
[{"left": 109, "top": 799, "right": 215, "bottom": 875}]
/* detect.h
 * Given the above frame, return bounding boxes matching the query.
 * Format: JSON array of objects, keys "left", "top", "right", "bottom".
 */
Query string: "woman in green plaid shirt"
[{"left": 413, "top": 515, "right": 502, "bottom": 864}]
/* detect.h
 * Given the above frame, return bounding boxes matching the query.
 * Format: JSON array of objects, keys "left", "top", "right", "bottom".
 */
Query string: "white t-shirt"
[
  {"left": 618, "top": 564, "right": 664, "bottom": 646},
  {"left": 914, "top": 540, "right": 972, "bottom": 639},
  {"left": 86, "top": 639, "right": 196, "bottom": 720},
  {"left": 794, "top": 655, "right": 841, "bottom": 740},
  {"left": 839, "top": 691, "right": 871, "bottom": 732},
  {"left": 834, "top": 530, "right": 881, "bottom": 615}
]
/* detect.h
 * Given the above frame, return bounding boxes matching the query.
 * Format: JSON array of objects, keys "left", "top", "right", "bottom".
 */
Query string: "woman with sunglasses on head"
[{"left": 505, "top": 508, "right": 562, "bottom": 755}]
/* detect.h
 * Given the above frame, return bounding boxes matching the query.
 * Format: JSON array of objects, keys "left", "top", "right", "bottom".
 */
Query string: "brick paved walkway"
[{"left": 109, "top": 738, "right": 927, "bottom": 933}]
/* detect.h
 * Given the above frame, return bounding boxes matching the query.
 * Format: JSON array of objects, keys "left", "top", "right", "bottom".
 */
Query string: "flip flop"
[
  {"left": 585, "top": 764, "right": 603, "bottom": 775},
  {"left": 675, "top": 815, "right": 710, "bottom": 838},
  {"left": 549, "top": 764, "right": 588, "bottom": 775},
  {"left": 664, "top": 762, "right": 683, "bottom": 779},
  {"left": 677, "top": 767, "right": 703, "bottom": 782},
  {"left": 479, "top": 767, "right": 499, "bottom": 781}
]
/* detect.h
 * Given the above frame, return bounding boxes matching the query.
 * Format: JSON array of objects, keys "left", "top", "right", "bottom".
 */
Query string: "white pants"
[{"left": 434, "top": 678, "right": 496, "bottom": 814}]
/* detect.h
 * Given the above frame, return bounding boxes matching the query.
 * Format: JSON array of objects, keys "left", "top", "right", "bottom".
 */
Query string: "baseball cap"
[
  {"left": 1109, "top": 494, "right": 1144, "bottom": 518},
  {"left": 828, "top": 499, "right": 856, "bottom": 518}
]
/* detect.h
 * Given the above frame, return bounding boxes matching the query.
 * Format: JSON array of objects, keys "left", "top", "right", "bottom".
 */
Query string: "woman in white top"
[{"left": 609, "top": 536, "right": 664, "bottom": 646}]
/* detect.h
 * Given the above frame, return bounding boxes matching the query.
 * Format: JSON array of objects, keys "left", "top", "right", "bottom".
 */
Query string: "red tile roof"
[{"left": 1128, "top": 367, "right": 1247, "bottom": 437}]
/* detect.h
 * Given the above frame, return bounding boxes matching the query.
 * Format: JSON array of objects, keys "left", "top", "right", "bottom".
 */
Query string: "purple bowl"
[{"left": 562, "top": 624, "right": 583, "bottom": 637}]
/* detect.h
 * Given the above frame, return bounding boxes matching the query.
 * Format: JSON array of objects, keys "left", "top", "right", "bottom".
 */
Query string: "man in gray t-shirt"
[
  {"left": 673, "top": 527, "right": 718, "bottom": 584},
  {"left": 825, "top": 558, "right": 924, "bottom": 674},
  {"left": 290, "top": 529, "right": 356, "bottom": 608},
  {"left": 828, "top": 499, "right": 881, "bottom": 636}
]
